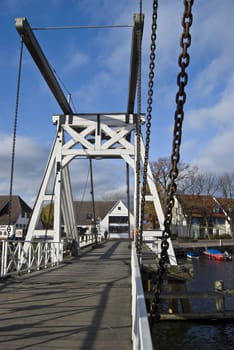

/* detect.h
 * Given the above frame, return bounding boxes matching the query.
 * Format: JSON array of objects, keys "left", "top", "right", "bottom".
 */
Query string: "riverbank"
[
  {"left": 152, "top": 255, "right": 234, "bottom": 349},
  {"left": 173, "top": 238, "right": 234, "bottom": 256}
]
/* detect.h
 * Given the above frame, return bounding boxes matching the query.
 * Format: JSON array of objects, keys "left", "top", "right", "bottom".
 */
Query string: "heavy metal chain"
[
  {"left": 149, "top": 0, "right": 194, "bottom": 325},
  {"left": 138, "top": 0, "right": 158, "bottom": 258},
  {"left": 7, "top": 40, "right": 24, "bottom": 236}
]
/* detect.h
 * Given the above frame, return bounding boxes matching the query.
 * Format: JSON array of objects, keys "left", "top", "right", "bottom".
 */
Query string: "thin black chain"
[
  {"left": 149, "top": 0, "right": 194, "bottom": 325},
  {"left": 8, "top": 40, "right": 24, "bottom": 236},
  {"left": 138, "top": 0, "right": 158, "bottom": 259},
  {"left": 135, "top": 0, "right": 143, "bottom": 255}
]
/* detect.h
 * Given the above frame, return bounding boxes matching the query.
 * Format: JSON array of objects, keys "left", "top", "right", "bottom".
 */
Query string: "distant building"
[
  {"left": 73, "top": 200, "right": 134, "bottom": 239},
  {"left": 0, "top": 195, "right": 32, "bottom": 239},
  {"left": 172, "top": 194, "right": 234, "bottom": 239},
  {"left": 213, "top": 197, "right": 234, "bottom": 236},
  {"left": 0, "top": 196, "right": 133, "bottom": 240}
]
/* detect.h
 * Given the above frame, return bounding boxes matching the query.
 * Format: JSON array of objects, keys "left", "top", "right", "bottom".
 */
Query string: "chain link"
[{"left": 149, "top": 0, "right": 194, "bottom": 325}]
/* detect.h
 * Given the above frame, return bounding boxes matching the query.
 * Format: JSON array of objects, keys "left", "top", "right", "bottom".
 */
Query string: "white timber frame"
[
  {"left": 16, "top": 15, "right": 178, "bottom": 264},
  {"left": 24, "top": 112, "right": 177, "bottom": 264}
]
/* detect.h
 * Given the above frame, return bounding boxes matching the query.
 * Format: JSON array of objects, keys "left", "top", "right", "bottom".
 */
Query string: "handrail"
[
  {"left": 0, "top": 239, "right": 63, "bottom": 277},
  {"left": 131, "top": 242, "right": 153, "bottom": 350},
  {"left": 0, "top": 234, "right": 98, "bottom": 278}
]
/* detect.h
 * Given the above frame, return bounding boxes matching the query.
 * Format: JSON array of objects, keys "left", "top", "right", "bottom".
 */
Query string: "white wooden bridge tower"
[{"left": 15, "top": 15, "right": 176, "bottom": 265}]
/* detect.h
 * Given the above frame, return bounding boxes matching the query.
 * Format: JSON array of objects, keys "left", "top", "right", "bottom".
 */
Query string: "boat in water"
[
  {"left": 203, "top": 248, "right": 232, "bottom": 261},
  {"left": 186, "top": 251, "right": 199, "bottom": 260}
]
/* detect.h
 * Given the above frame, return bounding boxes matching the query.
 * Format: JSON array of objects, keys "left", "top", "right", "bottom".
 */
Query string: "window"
[
  {"left": 109, "top": 216, "right": 128, "bottom": 224},
  {"left": 213, "top": 217, "right": 225, "bottom": 225},
  {"left": 109, "top": 216, "right": 128, "bottom": 234},
  {"left": 109, "top": 225, "right": 128, "bottom": 234},
  {"left": 191, "top": 217, "right": 201, "bottom": 224}
]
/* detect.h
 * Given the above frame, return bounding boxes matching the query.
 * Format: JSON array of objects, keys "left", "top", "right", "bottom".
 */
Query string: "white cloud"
[
  {"left": 186, "top": 71, "right": 234, "bottom": 131},
  {"left": 191, "top": 128, "right": 234, "bottom": 174},
  {"left": 182, "top": 77, "right": 234, "bottom": 174},
  {"left": 74, "top": 70, "right": 114, "bottom": 111},
  {"left": 0, "top": 133, "right": 49, "bottom": 206},
  {"left": 191, "top": 54, "right": 233, "bottom": 103},
  {"left": 0, "top": 132, "right": 133, "bottom": 207},
  {"left": 71, "top": 159, "right": 132, "bottom": 201},
  {"left": 64, "top": 51, "right": 89, "bottom": 72},
  {"left": 192, "top": 0, "right": 234, "bottom": 57},
  {"left": 1, "top": 0, "right": 234, "bottom": 208}
]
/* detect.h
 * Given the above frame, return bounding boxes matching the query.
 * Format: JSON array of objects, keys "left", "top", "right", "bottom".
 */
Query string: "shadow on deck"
[{"left": 0, "top": 239, "right": 132, "bottom": 350}]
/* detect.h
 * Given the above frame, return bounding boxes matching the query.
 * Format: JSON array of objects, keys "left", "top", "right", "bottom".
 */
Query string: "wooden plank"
[
  {"left": 160, "top": 310, "right": 234, "bottom": 321},
  {"left": 145, "top": 290, "right": 234, "bottom": 299},
  {"left": 0, "top": 240, "right": 132, "bottom": 349}
]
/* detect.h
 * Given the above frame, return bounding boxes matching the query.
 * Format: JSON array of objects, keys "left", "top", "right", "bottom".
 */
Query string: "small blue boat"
[{"left": 186, "top": 251, "right": 199, "bottom": 259}]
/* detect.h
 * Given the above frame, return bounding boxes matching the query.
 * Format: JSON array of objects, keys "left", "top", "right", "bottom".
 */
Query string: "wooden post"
[
  {"left": 168, "top": 280, "right": 178, "bottom": 313},
  {"left": 168, "top": 280, "right": 190, "bottom": 313},
  {"left": 214, "top": 280, "right": 224, "bottom": 311}
]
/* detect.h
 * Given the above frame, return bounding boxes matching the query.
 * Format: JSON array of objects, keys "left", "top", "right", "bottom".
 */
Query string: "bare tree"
[
  {"left": 203, "top": 173, "right": 219, "bottom": 195},
  {"left": 185, "top": 172, "right": 219, "bottom": 196},
  {"left": 218, "top": 173, "right": 234, "bottom": 198},
  {"left": 151, "top": 157, "right": 222, "bottom": 197},
  {"left": 150, "top": 157, "right": 171, "bottom": 192},
  {"left": 178, "top": 168, "right": 200, "bottom": 194},
  {"left": 185, "top": 173, "right": 204, "bottom": 195},
  {"left": 150, "top": 157, "right": 198, "bottom": 194}
]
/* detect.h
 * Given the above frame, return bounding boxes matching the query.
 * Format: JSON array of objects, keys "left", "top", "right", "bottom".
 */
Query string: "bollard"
[{"left": 214, "top": 280, "right": 224, "bottom": 311}]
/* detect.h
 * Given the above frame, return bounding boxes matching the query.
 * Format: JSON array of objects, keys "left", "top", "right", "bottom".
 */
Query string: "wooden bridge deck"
[{"left": 0, "top": 240, "right": 132, "bottom": 350}]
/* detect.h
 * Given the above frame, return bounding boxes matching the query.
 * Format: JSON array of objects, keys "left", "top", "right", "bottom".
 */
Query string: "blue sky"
[{"left": 1, "top": 0, "right": 234, "bottom": 206}]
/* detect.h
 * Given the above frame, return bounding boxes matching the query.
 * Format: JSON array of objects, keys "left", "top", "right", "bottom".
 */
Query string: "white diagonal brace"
[
  {"left": 63, "top": 124, "right": 95, "bottom": 150},
  {"left": 101, "top": 124, "right": 134, "bottom": 151}
]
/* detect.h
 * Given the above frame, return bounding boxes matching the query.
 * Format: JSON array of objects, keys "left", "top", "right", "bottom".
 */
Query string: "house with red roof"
[{"left": 172, "top": 194, "right": 234, "bottom": 239}]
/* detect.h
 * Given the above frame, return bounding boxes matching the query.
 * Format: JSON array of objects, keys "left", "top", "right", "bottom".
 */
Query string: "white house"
[
  {"left": 0, "top": 195, "right": 32, "bottom": 239},
  {"left": 172, "top": 194, "right": 234, "bottom": 239},
  {"left": 73, "top": 200, "right": 134, "bottom": 239}
]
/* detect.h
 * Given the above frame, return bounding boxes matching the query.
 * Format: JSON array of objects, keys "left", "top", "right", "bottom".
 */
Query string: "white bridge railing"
[
  {"left": 131, "top": 242, "right": 153, "bottom": 350},
  {"left": 0, "top": 234, "right": 98, "bottom": 278},
  {"left": 79, "top": 233, "right": 99, "bottom": 248},
  {"left": 0, "top": 240, "right": 63, "bottom": 277}
]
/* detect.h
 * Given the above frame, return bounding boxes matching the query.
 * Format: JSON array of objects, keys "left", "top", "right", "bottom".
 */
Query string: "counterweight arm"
[{"left": 15, "top": 17, "right": 73, "bottom": 115}]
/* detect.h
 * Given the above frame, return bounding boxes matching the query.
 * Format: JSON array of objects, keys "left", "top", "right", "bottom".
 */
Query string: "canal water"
[{"left": 152, "top": 255, "right": 234, "bottom": 349}]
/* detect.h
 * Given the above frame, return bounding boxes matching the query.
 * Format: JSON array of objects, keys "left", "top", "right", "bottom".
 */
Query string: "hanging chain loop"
[
  {"left": 149, "top": 0, "right": 194, "bottom": 325},
  {"left": 135, "top": 24, "right": 142, "bottom": 251},
  {"left": 138, "top": 0, "right": 158, "bottom": 259},
  {"left": 135, "top": 0, "right": 143, "bottom": 255}
]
